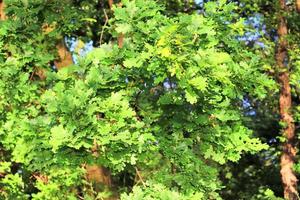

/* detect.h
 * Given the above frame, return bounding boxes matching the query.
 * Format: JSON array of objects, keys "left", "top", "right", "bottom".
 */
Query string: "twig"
[
  {"left": 135, "top": 167, "right": 146, "bottom": 187},
  {"left": 29, "top": 66, "right": 37, "bottom": 81},
  {"left": 100, "top": 8, "right": 109, "bottom": 46}
]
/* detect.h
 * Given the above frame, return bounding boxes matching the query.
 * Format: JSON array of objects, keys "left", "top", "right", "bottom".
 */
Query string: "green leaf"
[
  {"left": 185, "top": 89, "right": 198, "bottom": 104},
  {"left": 123, "top": 57, "right": 141, "bottom": 68},
  {"left": 116, "top": 23, "right": 132, "bottom": 34},
  {"left": 209, "top": 52, "right": 231, "bottom": 65},
  {"left": 188, "top": 77, "right": 207, "bottom": 91},
  {"left": 49, "top": 125, "right": 72, "bottom": 152}
]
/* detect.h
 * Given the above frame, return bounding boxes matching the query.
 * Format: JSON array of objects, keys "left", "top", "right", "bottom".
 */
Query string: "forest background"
[{"left": 1, "top": 0, "right": 300, "bottom": 199}]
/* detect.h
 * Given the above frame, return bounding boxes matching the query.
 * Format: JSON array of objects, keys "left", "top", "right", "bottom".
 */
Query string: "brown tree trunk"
[
  {"left": 296, "top": 0, "right": 300, "bottom": 12},
  {"left": 108, "top": 0, "right": 113, "bottom": 9},
  {"left": 0, "top": 0, "right": 6, "bottom": 20},
  {"left": 85, "top": 142, "right": 113, "bottom": 199},
  {"left": 277, "top": 0, "right": 299, "bottom": 199},
  {"left": 85, "top": 165, "right": 112, "bottom": 186},
  {"left": 54, "top": 40, "right": 73, "bottom": 70}
]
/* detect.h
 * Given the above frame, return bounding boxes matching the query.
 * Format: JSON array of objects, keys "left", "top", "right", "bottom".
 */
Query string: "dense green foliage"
[{"left": 1, "top": 0, "right": 299, "bottom": 199}]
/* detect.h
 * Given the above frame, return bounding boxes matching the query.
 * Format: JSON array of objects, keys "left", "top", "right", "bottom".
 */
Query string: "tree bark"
[
  {"left": 108, "top": 0, "right": 113, "bottom": 9},
  {"left": 277, "top": 0, "right": 299, "bottom": 199},
  {"left": 85, "top": 142, "right": 113, "bottom": 199},
  {"left": 54, "top": 40, "right": 73, "bottom": 70},
  {"left": 0, "top": 0, "right": 6, "bottom": 20},
  {"left": 296, "top": 0, "right": 300, "bottom": 12}
]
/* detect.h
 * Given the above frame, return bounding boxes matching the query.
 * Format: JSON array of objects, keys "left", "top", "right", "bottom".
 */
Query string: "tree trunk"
[
  {"left": 108, "top": 0, "right": 113, "bottom": 9},
  {"left": 277, "top": 0, "right": 299, "bottom": 199},
  {"left": 0, "top": 0, "right": 5, "bottom": 20},
  {"left": 54, "top": 40, "right": 73, "bottom": 70},
  {"left": 296, "top": 0, "right": 300, "bottom": 12}
]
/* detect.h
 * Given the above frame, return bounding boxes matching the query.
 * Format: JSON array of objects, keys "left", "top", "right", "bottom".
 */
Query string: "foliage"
[
  {"left": 0, "top": 0, "right": 279, "bottom": 199},
  {"left": 121, "top": 182, "right": 205, "bottom": 200}
]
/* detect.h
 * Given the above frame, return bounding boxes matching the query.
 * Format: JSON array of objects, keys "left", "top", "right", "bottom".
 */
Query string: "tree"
[
  {"left": 0, "top": 0, "right": 278, "bottom": 199},
  {"left": 277, "top": 0, "right": 298, "bottom": 198}
]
